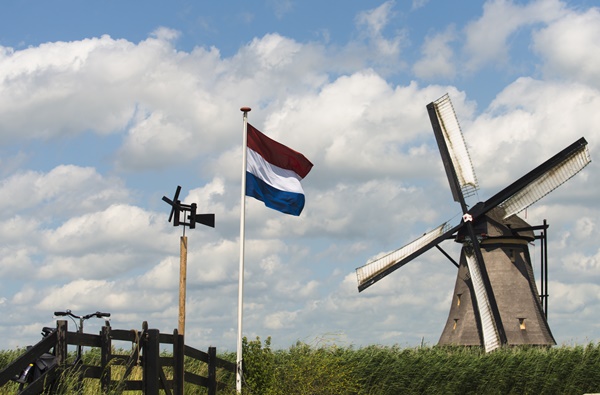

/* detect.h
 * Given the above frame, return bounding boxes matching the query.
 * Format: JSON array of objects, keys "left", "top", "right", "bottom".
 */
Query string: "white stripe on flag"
[{"left": 247, "top": 148, "right": 304, "bottom": 194}]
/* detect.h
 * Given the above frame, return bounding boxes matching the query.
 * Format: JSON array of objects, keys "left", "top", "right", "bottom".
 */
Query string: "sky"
[{"left": 1, "top": 0, "right": 599, "bottom": 352}]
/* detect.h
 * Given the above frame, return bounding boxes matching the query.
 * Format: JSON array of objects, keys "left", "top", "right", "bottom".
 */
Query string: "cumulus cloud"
[
  {"left": 413, "top": 25, "right": 457, "bottom": 80},
  {"left": 532, "top": 6, "right": 600, "bottom": 88},
  {"left": 0, "top": 36, "right": 138, "bottom": 140},
  {"left": 467, "top": 77, "right": 600, "bottom": 192},
  {"left": 463, "top": 0, "right": 565, "bottom": 71},
  {"left": 355, "top": 1, "right": 406, "bottom": 69},
  {"left": 42, "top": 204, "right": 170, "bottom": 255},
  {"left": 0, "top": 165, "right": 129, "bottom": 220}
]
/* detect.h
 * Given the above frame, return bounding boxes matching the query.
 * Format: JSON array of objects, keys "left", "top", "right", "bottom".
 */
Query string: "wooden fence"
[{"left": 0, "top": 320, "right": 236, "bottom": 395}]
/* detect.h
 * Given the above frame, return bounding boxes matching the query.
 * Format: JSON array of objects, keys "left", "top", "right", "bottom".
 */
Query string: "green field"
[{"left": 2, "top": 337, "right": 600, "bottom": 394}]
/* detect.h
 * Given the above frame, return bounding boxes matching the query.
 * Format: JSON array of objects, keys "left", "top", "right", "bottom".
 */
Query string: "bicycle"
[
  {"left": 53, "top": 310, "right": 111, "bottom": 364},
  {"left": 12, "top": 310, "right": 110, "bottom": 391}
]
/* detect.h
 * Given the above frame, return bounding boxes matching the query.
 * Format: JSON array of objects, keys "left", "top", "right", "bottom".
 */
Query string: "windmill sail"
[
  {"left": 430, "top": 94, "right": 479, "bottom": 201},
  {"left": 498, "top": 141, "right": 591, "bottom": 218},
  {"left": 429, "top": 93, "right": 507, "bottom": 348},
  {"left": 472, "top": 138, "right": 591, "bottom": 220},
  {"left": 356, "top": 222, "right": 455, "bottom": 292},
  {"left": 464, "top": 253, "right": 501, "bottom": 352}
]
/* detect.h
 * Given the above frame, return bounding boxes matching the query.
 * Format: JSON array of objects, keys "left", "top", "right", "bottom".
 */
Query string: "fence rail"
[{"left": 0, "top": 320, "right": 236, "bottom": 395}]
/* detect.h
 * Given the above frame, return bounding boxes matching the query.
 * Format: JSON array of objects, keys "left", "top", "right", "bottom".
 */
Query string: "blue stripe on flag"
[{"left": 246, "top": 172, "right": 305, "bottom": 216}]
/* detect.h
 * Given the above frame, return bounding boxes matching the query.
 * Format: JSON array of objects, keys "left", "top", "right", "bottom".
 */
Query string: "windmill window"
[
  {"left": 519, "top": 318, "right": 526, "bottom": 330},
  {"left": 453, "top": 319, "right": 458, "bottom": 330},
  {"left": 457, "top": 294, "right": 462, "bottom": 307}
]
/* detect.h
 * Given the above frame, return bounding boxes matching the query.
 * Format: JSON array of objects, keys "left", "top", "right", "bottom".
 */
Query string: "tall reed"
[{"left": 2, "top": 341, "right": 600, "bottom": 394}]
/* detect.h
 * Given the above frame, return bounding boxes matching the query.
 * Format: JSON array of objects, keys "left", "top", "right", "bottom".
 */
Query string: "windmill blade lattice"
[
  {"left": 469, "top": 137, "right": 591, "bottom": 221},
  {"left": 498, "top": 141, "right": 591, "bottom": 218},
  {"left": 431, "top": 94, "right": 479, "bottom": 200},
  {"left": 357, "top": 222, "right": 455, "bottom": 292},
  {"left": 464, "top": 253, "right": 501, "bottom": 352}
]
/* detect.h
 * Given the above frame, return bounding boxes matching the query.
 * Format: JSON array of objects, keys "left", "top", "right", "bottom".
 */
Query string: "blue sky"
[{"left": 1, "top": 0, "right": 599, "bottom": 352}]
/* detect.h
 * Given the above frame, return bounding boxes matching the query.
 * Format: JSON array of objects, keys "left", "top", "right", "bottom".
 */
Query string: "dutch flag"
[{"left": 245, "top": 124, "right": 313, "bottom": 216}]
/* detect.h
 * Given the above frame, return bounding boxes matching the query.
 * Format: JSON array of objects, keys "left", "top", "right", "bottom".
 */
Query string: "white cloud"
[
  {"left": 563, "top": 251, "right": 600, "bottom": 277},
  {"left": 467, "top": 77, "right": 600, "bottom": 191},
  {"left": 264, "top": 310, "right": 299, "bottom": 330},
  {"left": 0, "top": 165, "right": 129, "bottom": 219},
  {"left": 355, "top": 1, "right": 406, "bottom": 63},
  {"left": 116, "top": 109, "right": 196, "bottom": 170},
  {"left": 356, "top": 1, "right": 396, "bottom": 37},
  {"left": 0, "top": 247, "right": 36, "bottom": 279},
  {"left": 42, "top": 204, "right": 170, "bottom": 255},
  {"left": 138, "top": 257, "right": 179, "bottom": 290},
  {"left": 0, "top": 36, "right": 138, "bottom": 140},
  {"left": 268, "top": 0, "right": 294, "bottom": 19},
  {"left": 411, "top": 0, "right": 430, "bottom": 10},
  {"left": 34, "top": 279, "right": 174, "bottom": 314},
  {"left": 532, "top": 6, "right": 600, "bottom": 88},
  {"left": 551, "top": 281, "right": 600, "bottom": 316},
  {"left": 463, "top": 0, "right": 565, "bottom": 71},
  {"left": 0, "top": 216, "right": 40, "bottom": 243},
  {"left": 413, "top": 25, "right": 457, "bottom": 80}
]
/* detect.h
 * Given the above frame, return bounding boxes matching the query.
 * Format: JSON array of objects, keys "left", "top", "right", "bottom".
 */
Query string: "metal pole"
[
  {"left": 236, "top": 106, "right": 251, "bottom": 393},
  {"left": 540, "top": 225, "right": 545, "bottom": 312},
  {"left": 544, "top": 219, "right": 548, "bottom": 318}
]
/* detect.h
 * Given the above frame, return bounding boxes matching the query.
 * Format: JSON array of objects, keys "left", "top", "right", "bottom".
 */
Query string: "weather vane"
[
  {"left": 162, "top": 185, "right": 215, "bottom": 336},
  {"left": 162, "top": 185, "right": 215, "bottom": 232}
]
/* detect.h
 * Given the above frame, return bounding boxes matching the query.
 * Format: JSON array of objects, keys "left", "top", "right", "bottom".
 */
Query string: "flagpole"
[{"left": 237, "top": 106, "right": 251, "bottom": 393}]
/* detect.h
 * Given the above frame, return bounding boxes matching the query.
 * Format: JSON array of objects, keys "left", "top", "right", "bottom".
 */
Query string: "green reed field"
[{"left": 2, "top": 337, "right": 600, "bottom": 394}]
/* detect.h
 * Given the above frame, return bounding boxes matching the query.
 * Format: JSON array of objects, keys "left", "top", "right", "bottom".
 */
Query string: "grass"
[{"left": 2, "top": 339, "right": 600, "bottom": 394}]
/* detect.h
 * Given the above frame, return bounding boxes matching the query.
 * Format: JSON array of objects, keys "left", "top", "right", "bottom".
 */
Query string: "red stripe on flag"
[{"left": 247, "top": 124, "right": 313, "bottom": 178}]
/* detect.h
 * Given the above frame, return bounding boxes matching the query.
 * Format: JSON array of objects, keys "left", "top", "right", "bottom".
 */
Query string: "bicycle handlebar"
[{"left": 54, "top": 310, "right": 111, "bottom": 320}]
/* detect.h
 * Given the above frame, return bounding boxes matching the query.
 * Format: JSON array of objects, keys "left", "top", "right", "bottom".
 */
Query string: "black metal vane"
[{"left": 162, "top": 185, "right": 215, "bottom": 229}]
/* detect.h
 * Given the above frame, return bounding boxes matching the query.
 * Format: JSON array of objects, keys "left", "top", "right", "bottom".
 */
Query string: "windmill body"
[
  {"left": 356, "top": 94, "right": 591, "bottom": 351},
  {"left": 438, "top": 207, "right": 555, "bottom": 346}
]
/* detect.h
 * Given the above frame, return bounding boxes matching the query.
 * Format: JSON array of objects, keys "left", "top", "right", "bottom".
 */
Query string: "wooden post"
[
  {"left": 144, "top": 329, "right": 160, "bottom": 395},
  {"left": 208, "top": 346, "right": 217, "bottom": 395},
  {"left": 179, "top": 236, "right": 188, "bottom": 335},
  {"left": 56, "top": 320, "right": 68, "bottom": 366},
  {"left": 173, "top": 329, "right": 185, "bottom": 395},
  {"left": 100, "top": 325, "right": 111, "bottom": 392}
]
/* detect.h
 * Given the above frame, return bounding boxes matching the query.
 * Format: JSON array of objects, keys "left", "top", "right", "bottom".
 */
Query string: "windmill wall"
[{"left": 438, "top": 212, "right": 556, "bottom": 347}]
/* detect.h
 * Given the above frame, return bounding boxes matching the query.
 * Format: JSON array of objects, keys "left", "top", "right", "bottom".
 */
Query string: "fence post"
[
  {"left": 56, "top": 320, "right": 68, "bottom": 366},
  {"left": 208, "top": 346, "right": 217, "bottom": 395},
  {"left": 143, "top": 328, "right": 160, "bottom": 395},
  {"left": 173, "top": 329, "right": 185, "bottom": 395},
  {"left": 100, "top": 325, "right": 112, "bottom": 392}
]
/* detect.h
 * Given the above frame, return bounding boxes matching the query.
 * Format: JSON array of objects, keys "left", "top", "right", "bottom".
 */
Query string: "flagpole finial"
[{"left": 240, "top": 107, "right": 251, "bottom": 113}]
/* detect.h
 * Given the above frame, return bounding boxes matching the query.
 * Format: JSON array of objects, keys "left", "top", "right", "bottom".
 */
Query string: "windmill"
[{"left": 356, "top": 94, "right": 591, "bottom": 352}]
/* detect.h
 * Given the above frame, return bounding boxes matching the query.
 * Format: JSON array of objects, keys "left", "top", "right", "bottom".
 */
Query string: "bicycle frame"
[{"left": 53, "top": 310, "right": 111, "bottom": 363}]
